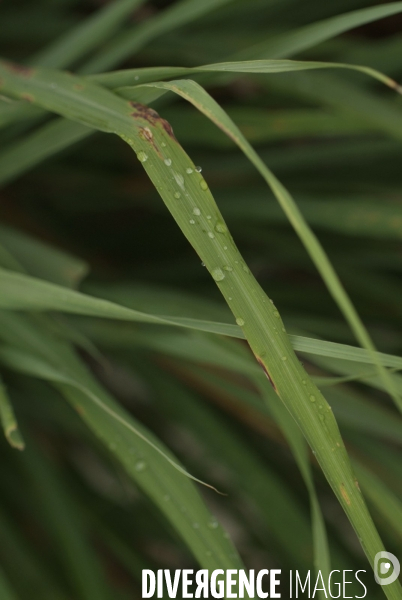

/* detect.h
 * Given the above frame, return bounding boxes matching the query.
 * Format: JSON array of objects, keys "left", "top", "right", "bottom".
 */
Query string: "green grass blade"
[
  {"left": 0, "top": 61, "right": 399, "bottom": 596},
  {"left": 30, "top": 0, "right": 146, "bottom": 69},
  {"left": 0, "top": 375, "right": 24, "bottom": 450},
  {"left": 236, "top": 2, "right": 402, "bottom": 59},
  {"left": 0, "top": 118, "right": 91, "bottom": 187},
  {"left": 0, "top": 569, "right": 19, "bottom": 600},
  {"left": 0, "top": 225, "right": 88, "bottom": 288},
  {"left": 352, "top": 460, "right": 402, "bottom": 542},
  {"left": 122, "top": 77, "right": 400, "bottom": 411},
  {"left": 2, "top": 267, "right": 402, "bottom": 372},
  {"left": 255, "top": 375, "right": 331, "bottom": 597},
  {"left": 21, "top": 442, "right": 112, "bottom": 600},
  {"left": 137, "top": 362, "right": 314, "bottom": 567},
  {"left": 81, "top": 0, "right": 238, "bottom": 74},
  {"left": 0, "top": 312, "right": 249, "bottom": 578},
  {"left": 91, "top": 58, "right": 401, "bottom": 91}
]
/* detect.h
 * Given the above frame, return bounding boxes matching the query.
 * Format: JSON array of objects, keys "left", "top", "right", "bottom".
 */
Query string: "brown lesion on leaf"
[
  {"left": 256, "top": 357, "right": 278, "bottom": 392},
  {"left": 340, "top": 483, "right": 351, "bottom": 505},
  {"left": 4, "top": 61, "right": 34, "bottom": 77},
  {"left": 130, "top": 101, "right": 178, "bottom": 144},
  {"left": 161, "top": 119, "right": 177, "bottom": 140}
]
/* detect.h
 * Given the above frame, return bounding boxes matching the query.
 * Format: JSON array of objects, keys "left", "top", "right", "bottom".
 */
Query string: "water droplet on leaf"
[
  {"left": 215, "top": 222, "right": 227, "bottom": 233},
  {"left": 136, "top": 151, "right": 148, "bottom": 163},
  {"left": 212, "top": 268, "right": 225, "bottom": 281}
]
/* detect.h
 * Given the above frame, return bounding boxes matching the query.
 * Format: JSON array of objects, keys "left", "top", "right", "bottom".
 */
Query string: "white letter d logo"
[{"left": 374, "top": 552, "right": 400, "bottom": 586}]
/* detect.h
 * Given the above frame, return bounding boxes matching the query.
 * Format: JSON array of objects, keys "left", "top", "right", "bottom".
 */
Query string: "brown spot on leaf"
[
  {"left": 161, "top": 119, "right": 177, "bottom": 140},
  {"left": 130, "top": 101, "right": 177, "bottom": 141},
  {"left": 139, "top": 126, "right": 153, "bottom": 142},
  {"left": 256, "top": 357, "right": 278, "bottom": 392},
  {"left": 340, "top": 483, "right": 351, "bottom": 505},
  {"left": 5, "top": 61, "right": 34, "bottom": 77}
]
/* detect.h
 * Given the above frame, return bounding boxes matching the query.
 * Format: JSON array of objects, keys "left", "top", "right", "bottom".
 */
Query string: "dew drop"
[
  {"left": 164, "top": 158, "right": 172, "bottom": 166},
  {"left": 174, "top": 173, "right": 184, "bottom": 187},
  {"left": 161, "top": 141, "right": 166, "bottom": 147},
  {"left": 223, "top": 246, "right": 228, "bottom": 250},
  {"left": 208, "top": 520, "right": 219, "bottom": 529},
  {"left": 309, "top": 395, "right": 316, "bottom": 403},
  {"left": 319, "top": 414, "right": 325, "bottom": 422},
  {"left": 302, "top": 380, "right": 307, "bottom": 385},
  {"left": 189, "top": 219, "right": 195, "bottom": 224},
  {"left": 186, "top": 167, "right": 193, "bottom": 174},
  {"left": 136, "top": 151, "right": 148, "bottom": 163},
  {"left": 174, "top": 192, "right": 181, "bottom": 199},
  {"left": 134, "top": 75, "right": 139, "bottom": 81},
  {"left": 200, "top": 180, "right": 208, "bottom": 191},
  {"left": 215, "top": 222, "right": 227, "bottom": 233},
  {"left": 281, "top": 356, "right": 287, "bottom": 361},
  {"left": 201, "top": 262, "right": 206, "bottom": 267},
  {"left": 208, "top": 232, "right": 215, "bottom": 239},
  {"left": 282, "top": 327, "right": 286, "bottom": 332},
  {"left": 206, "top": 215, "right": 212, "bottom": 220},
  {"left": 135, "top": 461, "right": 146, "bottom": 471},
  {"left": 273, "top": 311, "right": 280, "bottom": 318},
  {"left": 236, "top": 318, "right": 245, "bottom": 326},
  {"left": 195, "top": 165, "right": 202, "bottom": 173},
  {"left": 223, "top": 265, "right": 233, "bottom": 272},
  {"left": 212, "top": 268, "right": 225, "bottom": 282},
  {"left": 193, "top": 207, "right": 201, "bottom": 216}
]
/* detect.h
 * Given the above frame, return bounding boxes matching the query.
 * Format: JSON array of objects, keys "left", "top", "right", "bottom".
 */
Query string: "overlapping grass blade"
[
  {"left": 0, "top": 311, "right": 249, "bottom": 577},
  {"left": 3, "top": 266, "right": 402, "bottom": 372},
  {"left": 118, "top": 77, "right": 400, "bottom": 409},
  {"left": 255, "top": 374, "right": 330, "bottom": 596}
]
